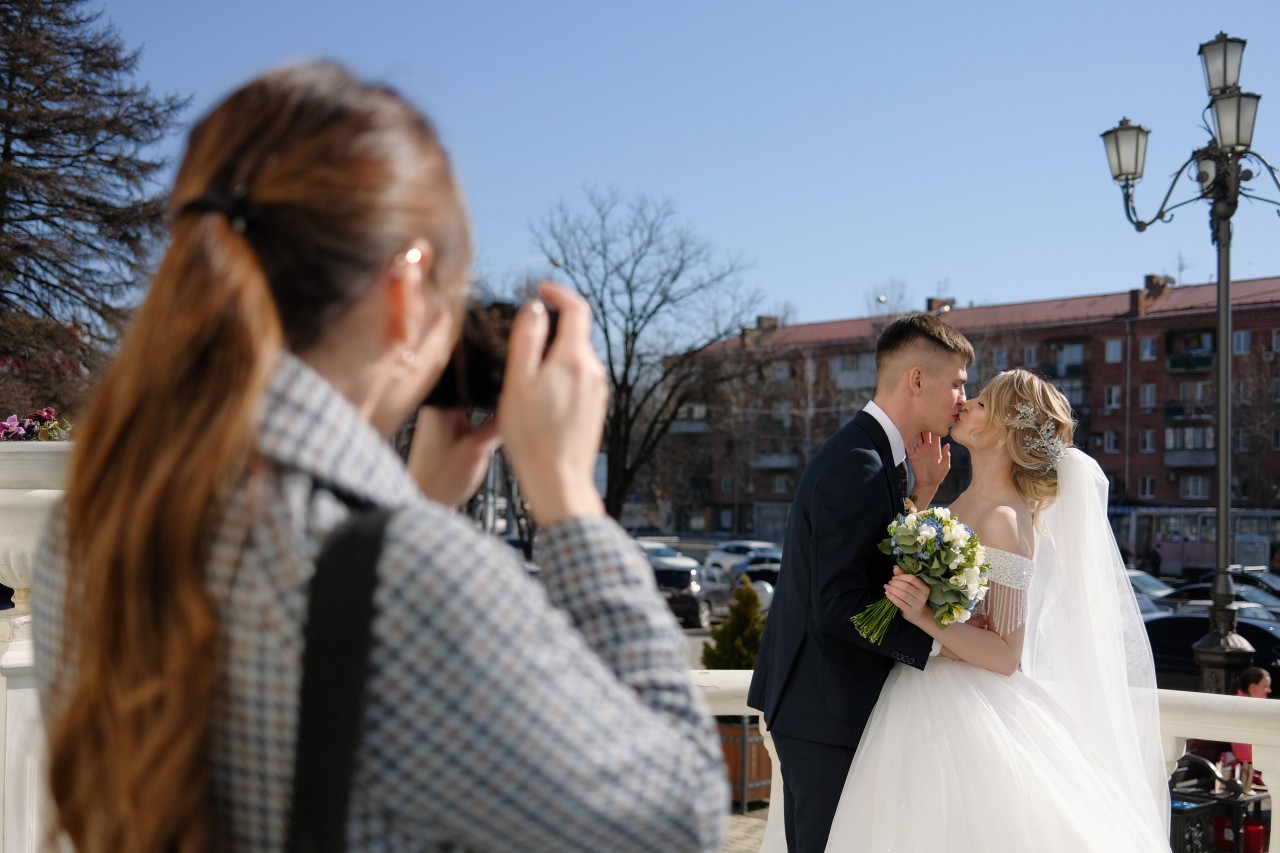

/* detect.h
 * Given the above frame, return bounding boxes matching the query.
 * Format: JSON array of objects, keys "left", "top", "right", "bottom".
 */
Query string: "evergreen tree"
[
  {"left": 0, "top": 0, "right": 187, "bottom": 406},
  {"left": 701, "top": 579, "right": 765, "bottom": 670}
]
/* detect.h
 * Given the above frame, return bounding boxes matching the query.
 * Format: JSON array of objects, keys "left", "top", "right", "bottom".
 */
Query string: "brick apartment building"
[{"left": 658, "top": 274, "right": 1280, "bottom": 562}]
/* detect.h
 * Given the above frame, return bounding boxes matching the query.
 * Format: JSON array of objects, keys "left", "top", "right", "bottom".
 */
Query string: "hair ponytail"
[{"left": 50, "top": 214, "right": 282, "bottom": 852}]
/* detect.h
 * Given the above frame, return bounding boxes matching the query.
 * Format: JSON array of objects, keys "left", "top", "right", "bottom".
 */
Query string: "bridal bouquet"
[{"left": 851, "top": 507, "right": 990, "bottom": 644}]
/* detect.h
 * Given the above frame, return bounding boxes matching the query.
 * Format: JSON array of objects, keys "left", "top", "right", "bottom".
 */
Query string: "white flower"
[
  {"left": 952, "top": 608, "right": 972, "bottom": 624},
  {"left": 934, "top": 507, "right": 951, "bottom": 520},
  {"left": 904, "top": 513, "right": 919, "bottom": 528}
]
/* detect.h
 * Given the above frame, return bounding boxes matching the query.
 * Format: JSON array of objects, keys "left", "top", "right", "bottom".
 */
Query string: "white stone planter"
[
  {"left": 0, "top": 443, "right": 70, "bottom": 630},
  {"left": 0, "top": 442, "right": 68, "bottom": 853}
]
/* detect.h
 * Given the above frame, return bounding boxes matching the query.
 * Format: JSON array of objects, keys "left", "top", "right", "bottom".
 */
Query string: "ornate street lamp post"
[{"left": 1102, "top": 33, "right": 1280, "bottom": 693}]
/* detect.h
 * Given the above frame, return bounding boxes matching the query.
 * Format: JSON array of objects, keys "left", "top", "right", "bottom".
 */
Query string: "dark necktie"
[{"left": 896, "top": 461, "right": 910, "bottom": 501}]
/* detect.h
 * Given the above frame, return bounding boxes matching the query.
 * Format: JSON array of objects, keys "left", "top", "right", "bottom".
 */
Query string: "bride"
[{"left": 811, "top": 369, "right": 1170, "bottom": 852}]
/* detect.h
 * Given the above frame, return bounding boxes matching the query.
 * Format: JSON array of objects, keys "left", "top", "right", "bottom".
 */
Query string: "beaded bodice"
[
  {"left": 978, "top": 546, "right": 1034, "bottom": 636},
  {"left": 985, "top": 546, "right": 1034, "bottom": 591}
]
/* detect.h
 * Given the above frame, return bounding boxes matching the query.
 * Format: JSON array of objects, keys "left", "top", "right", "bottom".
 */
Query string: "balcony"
[
  {"left": 1168, "top": 353, "right": 1215, "bottom": 373},
  {"left": 1165, "top": 449, "right": 1216, "bottom": 468},
  {"left": 751, "top": 452, "right": 799, "bottom": 469},
  {"left": 1165, "top": 402, "right": 1215, "bottom": 420}
]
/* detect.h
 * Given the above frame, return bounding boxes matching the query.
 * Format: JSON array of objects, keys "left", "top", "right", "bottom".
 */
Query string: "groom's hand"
[{"left": 906, "top": 432, "right": 950, "bottom": 504}]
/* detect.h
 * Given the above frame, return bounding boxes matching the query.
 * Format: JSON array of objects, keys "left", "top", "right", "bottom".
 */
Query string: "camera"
[{"left": 422, "top": 299, "right": 558, "bottom": 411}]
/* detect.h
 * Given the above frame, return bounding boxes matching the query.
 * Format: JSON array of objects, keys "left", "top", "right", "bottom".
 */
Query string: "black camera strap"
[{"left": 286, "top": 504, "right": 393, "bottom": 853}]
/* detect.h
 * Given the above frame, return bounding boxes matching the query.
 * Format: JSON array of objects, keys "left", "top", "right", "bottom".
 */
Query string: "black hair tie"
[{"left": 178, "top": 184, "right": 252, "bottom": 233}]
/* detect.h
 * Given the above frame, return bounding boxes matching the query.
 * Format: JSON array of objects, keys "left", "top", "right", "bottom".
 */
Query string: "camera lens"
[{"left": 421, "top": 300, "right": 557, "bottom": 411}]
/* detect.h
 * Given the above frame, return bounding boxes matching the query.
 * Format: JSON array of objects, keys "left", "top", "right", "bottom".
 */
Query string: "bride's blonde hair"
[{"left": 981, "top": 369, "right": 1075, "bottom": 515}]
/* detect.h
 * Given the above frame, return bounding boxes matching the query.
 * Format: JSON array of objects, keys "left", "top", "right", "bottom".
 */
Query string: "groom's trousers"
[{"left": 771, "top": 733, "right": 856, "bottom": 853}]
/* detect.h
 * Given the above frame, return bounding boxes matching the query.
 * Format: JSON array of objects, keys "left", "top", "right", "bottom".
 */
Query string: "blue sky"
[{"left": 103, "top": 0, "right": 1280, "bottom": 324}]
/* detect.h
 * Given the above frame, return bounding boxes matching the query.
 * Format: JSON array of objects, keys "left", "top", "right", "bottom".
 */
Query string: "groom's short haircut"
[{"left": 875, "top": 313, "right": 974, "bottom": 382}]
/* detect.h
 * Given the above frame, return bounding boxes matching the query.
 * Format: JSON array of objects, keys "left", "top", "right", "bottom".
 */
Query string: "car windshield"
[
  {"left": 1252, "top": 573, "right": 1280, "bottom": 595},
  {"left": 643, "top": 545, "right": 679, "bottom": 557},
  {"left": 653, "top": 569, "right": 693, "bottom": 588},
  {"left": 1129, "top": 572, "right": 1173, "bottom": 596},
  {"left": 1238, "top": 586, "right": 1280, "bottom": 607}
]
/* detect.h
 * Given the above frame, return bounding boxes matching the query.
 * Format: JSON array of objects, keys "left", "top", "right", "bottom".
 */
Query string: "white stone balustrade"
[{"left": 692, "top": 668, "right": 1280, "bottom": 853}]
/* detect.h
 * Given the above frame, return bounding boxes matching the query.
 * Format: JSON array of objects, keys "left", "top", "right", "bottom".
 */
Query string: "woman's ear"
[{"left": 384, "top": 241, "right": 436, "bottom": 345}]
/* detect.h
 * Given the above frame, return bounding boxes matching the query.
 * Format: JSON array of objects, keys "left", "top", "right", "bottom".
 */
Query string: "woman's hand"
[
  {"left": 497, "top": 283, "right": 608, "bottom": 526},
  {"left": 883, "top": 567, "right": 934, "bottom": 631},
  {"left": 906, "top": 431, "right": 949, "bottom": 506},
  {"left": 406, "top": 407, "right": 500, "bottom": 508}
]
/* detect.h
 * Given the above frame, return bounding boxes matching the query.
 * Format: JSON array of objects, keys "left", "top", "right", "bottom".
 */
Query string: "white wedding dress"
[
  {"left": 759, "top": 451, "right": 1170, "bottom": 853},
  {"left": 822, "top": 546, "right": 1169, "bottom": 852}
]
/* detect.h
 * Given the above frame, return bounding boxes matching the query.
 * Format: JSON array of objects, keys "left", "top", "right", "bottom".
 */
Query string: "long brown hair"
[{"left": 49, "top": 63, "right": 470, "bottom": 851}]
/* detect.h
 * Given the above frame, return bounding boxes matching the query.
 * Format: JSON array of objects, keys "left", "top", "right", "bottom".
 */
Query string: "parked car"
[
  {"left": 1127, "top": 569, "right": 1175, "bottom": 599},
  {"left": 1194, "top": 567, "right": 1280, "bottom": 597},
  {"left": 1165, "top": 582, "right": 1280, "bottom": 619},
  {"left": 1172, "top": 600, "right": 1279, "bottom": 621},
  {"left": 704, "top": 539, "right": 778, "bottom": 571},
  {"left": 636, "top": 539, "right": 700, "bottom": 571},
  {"left": 653, "top": 565, "right": 733, "bottom": 629},
  {"left": 1134, "top": 592, "right": 1173, "bottom": 615},
  {"left": 729, "top": 547, "right": 782, "bottom": 578},
  {"left": 735, "top": 561, "right": 781, "bottom": 613},
  {"left": 1143, "top": 611, "right": 1280, "bottom": 689}
]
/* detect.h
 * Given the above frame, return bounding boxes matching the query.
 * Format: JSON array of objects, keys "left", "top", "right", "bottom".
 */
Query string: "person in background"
[
  {"left": 33, "top": 62, "right": 726, "bottom": 853},
  {"left": 1228, "top": 667, "right": 1273, "bottom": 789}
]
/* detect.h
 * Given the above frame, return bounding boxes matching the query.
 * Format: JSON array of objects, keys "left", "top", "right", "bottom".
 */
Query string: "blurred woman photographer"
[{"left": 33, "top": 63, "right": 726, "bottom": 852}]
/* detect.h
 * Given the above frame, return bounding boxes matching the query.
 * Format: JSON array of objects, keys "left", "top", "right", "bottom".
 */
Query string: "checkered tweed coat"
[{"left": 34, "top": 354, "right": 728, "bottom": 852}]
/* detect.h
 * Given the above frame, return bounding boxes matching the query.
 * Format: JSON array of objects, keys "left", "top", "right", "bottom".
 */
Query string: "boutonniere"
[{"left": 903, "top": 495, "right": 918, "bottom": 514}]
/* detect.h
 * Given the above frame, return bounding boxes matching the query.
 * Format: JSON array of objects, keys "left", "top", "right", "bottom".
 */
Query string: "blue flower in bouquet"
[{"left": 851, "top": 507, "right": 990, "bottom": 644}]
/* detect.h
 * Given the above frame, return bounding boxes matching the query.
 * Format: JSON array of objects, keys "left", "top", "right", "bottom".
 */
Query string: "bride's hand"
[
  {"left": 906, "top": 431, "right": 950, "bottom": 496},
  {"left": 884, "top": 567, "right": 934, "bottom": 629}
]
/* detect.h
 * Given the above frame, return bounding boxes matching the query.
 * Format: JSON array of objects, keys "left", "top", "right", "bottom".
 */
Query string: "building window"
[
  {"left": 1139, "top": 429, "right": 1157, "bottom": 453},
  {"left": 1235, "top": 380, "right": 1252, "bottom": 403},
  {"left": 721, "top": 475, "right": 733, "bottom": 493},
  {"left": 1059, "top": 343, "right": 1084, "bottom": 366},
  {"left": 772, "top": 362, "right": 791, "bottom": 380},
  {"left": 1171, "top": 331, "right": 1214, "bottom": 355},
  {"left": 1235, "top": 428, "right": 1249, "bottom": 452},
  {"left": 1180, "top": 381, "right": 1211, "bottom": 402},
  {"left": 1105, "top": 339, "right": 1123, "bottom": 363},
  {"left": 772, "top": 474, "right": 793, "bottom": 494},
  {"left": 1273, "top": 378, "right": 1280, "bottom": 403},
  {"left": 1024, "top": 345, "right": 1039, "bottom": 367},
  {"left": 1139, "top": 336, "right": 1158, "bottom": 361},
  {"left": 992, "top": 348, "right": 1008, "bottom": 371},
  {"left": 1273, "top": 329, "right": 1280, "bottom": 353},
  {"left": 1104, "top": 385, "right": 1122, "bottom": 408},
  {"left": 1104, "top": 430, "right": 1119, "bottom": 453},
  {"left": 1273, "top": 427, "right": 1280, "bottom": 451},
  {"left": 1139, "top": 383, "right": 1157, "bottom": 410},
  {"left": 1054, "top": 378, "right": 1084, "bottom": 405},
  {"left": 1180, "top": 476, "right": 1211, "bottom": 501},
  {"left": 1166, "top": 426, "right": 1215, "bottom": 450},
  {"left": 771, "top": 402, "right": 791, "bottom": 424},
  {"left": 1234, "top": 329, "right": 1252, "bottom": 355},
  {"left": 1138, "top": 476, "right": 1156, "bottom": 500}
]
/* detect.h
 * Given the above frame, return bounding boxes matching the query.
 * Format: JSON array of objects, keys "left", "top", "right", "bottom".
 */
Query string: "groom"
[{"left": 748, "top": 313, "right": 973, "bottom": 852}]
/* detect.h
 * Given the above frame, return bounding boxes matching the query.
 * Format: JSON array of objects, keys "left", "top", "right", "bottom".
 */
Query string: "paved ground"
[{"left": 721, "top": 806, "right": 768, "bottom": 852}]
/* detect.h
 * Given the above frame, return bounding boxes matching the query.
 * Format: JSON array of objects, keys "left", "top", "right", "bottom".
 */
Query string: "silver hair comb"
[{"left": 1011, "top": 402, "right": 1067, "bottom": 470}]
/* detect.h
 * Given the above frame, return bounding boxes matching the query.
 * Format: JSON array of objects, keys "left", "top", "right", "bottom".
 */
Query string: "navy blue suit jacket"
[{"left": 748, "top": 410, "right": 933, "bottom": 748}]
